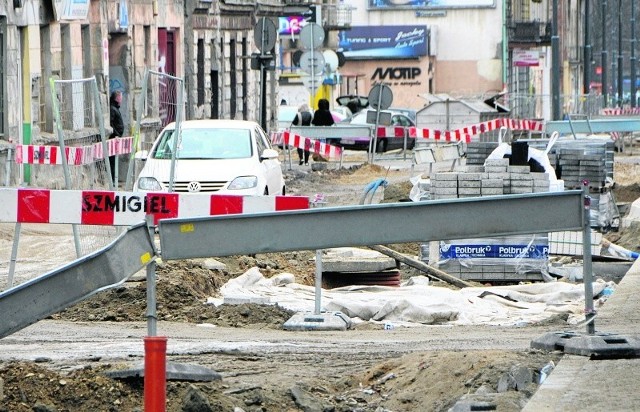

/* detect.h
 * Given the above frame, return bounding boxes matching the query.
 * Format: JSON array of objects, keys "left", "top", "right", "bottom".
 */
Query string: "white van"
[{"left": 135, "top": 119, "right": 285, "bottom": 195}]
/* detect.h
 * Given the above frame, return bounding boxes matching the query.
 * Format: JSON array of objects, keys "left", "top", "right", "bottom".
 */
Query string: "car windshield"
[{"left": 152, "top": 128, "right": 253, "bottom": 160}]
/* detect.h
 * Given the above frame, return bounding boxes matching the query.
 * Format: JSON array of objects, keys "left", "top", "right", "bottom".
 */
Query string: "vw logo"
[{"left": 187, "top": 181, "right": 201, "bottom": 193}]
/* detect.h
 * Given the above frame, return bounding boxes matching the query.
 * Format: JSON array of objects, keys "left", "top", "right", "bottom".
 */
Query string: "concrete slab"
[
  {"left": 321, "top": 247, "right": 398, "bottom": 272},
  {"left": 283, "top": 311, "right": 352, "bottom": 331},
  {"left": 105, "top": 361, "right": 222, "bottom": 381},
  {"left": 531, "top": 330, "right": 640, "bottom": 359}
]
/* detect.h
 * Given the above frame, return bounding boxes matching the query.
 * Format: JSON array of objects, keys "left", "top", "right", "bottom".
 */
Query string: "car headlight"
[
  {"left": 228, "top": 176, "right": 258, "bottom": 190},
  {"left": 137, "top": 177, "right": 163, "bottom": 191}
]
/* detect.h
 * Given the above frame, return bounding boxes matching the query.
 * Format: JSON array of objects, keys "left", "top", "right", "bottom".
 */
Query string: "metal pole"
[
  {"left": 602, "top": 0, "right": 608, "bottom": 107},
  {"left": 260, "top": 66, "right": 267, "bottom": 131},
  {"left": 259, "top": 18, "right": 269, "bottom": 131},
  {"left": 146, "top": 216, "right": 158, "bottom": 337},
  {"left": 552, "top": 0, "right": 561, "bottom": 120},
  {"left": 617, "top": 0, "right": 624, "bottom": 108},
  {"left": 582, "top": 183, "right": 595, "bottom": 335},
  {"left": 4, "top": 147, "right": 12, "bottom": 186},
  {"left": 146, "top": 259, "right": 158, "bottom": 337},
  {"left": 7, "top": 223, "right": 21, "bottom": 289},
  {"left": 314, "top": 249, "right": 322, "bottom": 315},
  {"left": 584, "top": 0, "right": 591, "bottom": 95},
  {"left": 631, "top": 0, "right": 637, "bottom": 107}
]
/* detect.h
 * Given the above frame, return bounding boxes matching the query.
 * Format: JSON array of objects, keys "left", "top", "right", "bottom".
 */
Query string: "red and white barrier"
[
  {"left": 15, "top": 137, "right": 134, "bottom": 165},
  {"left": 272, "top": 118, "right": 545, "bottom": 149},
  {"left": 281, "top": 131, "right": 343, "bottom": 159},
  {"left": 0, "top": 188, "right": 310, "bottom": 226},
  {"left": 601, "top": 107, "right": 640, "bottom": 116},
  {"left": 376, "top": 126, "right": 409, "bottom": 138},
  {"left": 409, "top": 118, "right": 544, "bottom": 143},
  {"left": 270, "top": 131, "right": 285, "bottom": 146},
  {"left": 409, "top": 127, "right": 473, "bottom": 143}
]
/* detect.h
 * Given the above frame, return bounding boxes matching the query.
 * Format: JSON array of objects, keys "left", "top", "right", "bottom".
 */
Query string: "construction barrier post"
[{"left": 144, "top": 336, "right": 167, "bottom": 412}]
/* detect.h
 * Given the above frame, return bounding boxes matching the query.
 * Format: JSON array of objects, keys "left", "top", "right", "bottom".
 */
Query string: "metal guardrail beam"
[
  {"left": 159, "top": 191, "right": 584, "bottom": 260},
  {"left": 289, "top": 125, "right": 372, "bottom": 139},
  {"left": 545, "top": 119, "right": 640, "bottom": 134},
  {"left": 0, "top": 223, "right": 155, "bottom": 339}
]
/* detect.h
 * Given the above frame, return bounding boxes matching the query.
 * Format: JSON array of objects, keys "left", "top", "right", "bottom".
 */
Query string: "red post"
[{"left": 144, "top": 336, "right": 167, "bottom": 412}]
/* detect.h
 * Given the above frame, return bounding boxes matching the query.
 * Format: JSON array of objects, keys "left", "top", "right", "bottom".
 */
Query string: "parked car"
[
  {"left": 389, "top": 107, "right": 417, "bottom": 123},
  {"left": 331, "top": 106, "right": 352, "bottom": 121},
  {"left": 135, "top": 119, "right": 285, "bottom": 195},
  {"left": 336, "top": 95, "right": 369, "bottom": 115},
  {"left": 332, "top": 109, "right": 416, "bottom": 152}
]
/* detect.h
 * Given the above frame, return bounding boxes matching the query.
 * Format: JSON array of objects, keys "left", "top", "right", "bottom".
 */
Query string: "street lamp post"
[
  {"left": 617, "top": 0, "right": 624, "bottom": 108},
  {"left": 631, "top": 0, "right": 637, "bottom": 107},
  {"left": 552, "top": 0, "right": 561, "bottom": 119},
  {"left": 602, "top": 0, "right": 608, "bottom": 107},
  {"left": 584, "top": 0, "right": 591, "bottom": 95}
]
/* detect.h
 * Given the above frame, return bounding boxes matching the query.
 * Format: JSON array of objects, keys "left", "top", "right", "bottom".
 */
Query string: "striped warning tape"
[
  {"left": 14, "top": 137, "right": 134, "bottom": 165},
  {"left": 281, "top": 131, "right": 343, "bottom": 159},
  {"left": 271, "top": 118, "right": 545, "bottom": 147},
  {"left": 0, "top": 188, "right": 309, "bottom": 226}
]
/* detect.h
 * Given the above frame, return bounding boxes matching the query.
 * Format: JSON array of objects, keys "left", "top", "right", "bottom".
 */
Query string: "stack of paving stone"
[
  {"left": 555, "top": 147, "right": 607, "bottom": 190},
  {"left": 463, "top": 138, "right": 618, "bottom": 231},
  {"left": 465, "top": 142, "right": 499, "bottom": 165},
  {"left": 429, "top": 235, "right": 550, "bottom": 282},
  {"left": 524, "top": 138, "right": 615, "bottom": 185},
  {"left": 426, "top": 158, "right": 550, "bottom": 282},
  {"left": 430, "top": 158, "right": 551, "bottom": 200},
  {"left": 544, "top": 139, "right": 618, "bottom": 230}
]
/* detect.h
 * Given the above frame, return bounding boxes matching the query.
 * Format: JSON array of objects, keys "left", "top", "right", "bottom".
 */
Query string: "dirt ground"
[{"left": 1, "top": 157, "right": 640, "bottom": 411}]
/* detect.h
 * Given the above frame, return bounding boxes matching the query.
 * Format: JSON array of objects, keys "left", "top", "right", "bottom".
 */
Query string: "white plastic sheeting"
[{"left": 208, "top": 267, "right": 612, "bottom": 327}]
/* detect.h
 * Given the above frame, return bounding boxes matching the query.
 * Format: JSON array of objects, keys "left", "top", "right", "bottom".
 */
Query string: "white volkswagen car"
[{"left": 135, "top": 120, "right": 285, "bottom": 195}]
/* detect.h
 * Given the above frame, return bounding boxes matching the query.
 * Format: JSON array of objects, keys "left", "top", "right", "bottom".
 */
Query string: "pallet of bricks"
[{"left": 421, "top": 158, "right": 551, "bottom": 283}]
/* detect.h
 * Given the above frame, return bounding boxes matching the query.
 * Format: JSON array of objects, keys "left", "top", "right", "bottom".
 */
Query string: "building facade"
[{"left": 0, "top": 0, "right": 609, "bottom": 174}]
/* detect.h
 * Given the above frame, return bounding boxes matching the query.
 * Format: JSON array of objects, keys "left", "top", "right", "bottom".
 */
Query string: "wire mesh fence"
[
  {"left": 51, "top": 76, "right": 118, "bottom": 257},
  {"left": 125, "top": 69, "right": 184, "bottom": 191}
]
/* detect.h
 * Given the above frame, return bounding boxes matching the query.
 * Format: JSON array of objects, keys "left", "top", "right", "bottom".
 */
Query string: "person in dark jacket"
[
  {"left": 311, "top": 98, "right": 335, "bottom": 127},
  {"left": 109, "top": 91, "right": 124, "bottom": 184},
  {"left": 292, "top": 104, "right": 313, "bottom": 165}
]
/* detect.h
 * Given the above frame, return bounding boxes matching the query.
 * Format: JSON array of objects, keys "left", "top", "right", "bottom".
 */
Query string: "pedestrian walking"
[
  {"left": 109, "top": 91, "right": 124, "bottom": 185},
  {"left": 311, "top": 98, "right": 335, "bottom": 127},
  {"left": 292, "top": 103, "right": 313, "bottom": 165}
]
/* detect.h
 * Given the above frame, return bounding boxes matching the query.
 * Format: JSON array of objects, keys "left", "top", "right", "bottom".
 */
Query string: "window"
[
  {"left": 229, "top": 39, "right": 237, "bottom": 119},
  {"left": 255, "top": 126, "right": 270, "bottom": 152},
  {"left": 242, "top": 37, "right": 248, "bottom": 120},
  {"left": 39, "top": 26, "right": 52, "bottom": 133},
  {"left": 197, "top": 39, "right": 205, "bottom": 106}
]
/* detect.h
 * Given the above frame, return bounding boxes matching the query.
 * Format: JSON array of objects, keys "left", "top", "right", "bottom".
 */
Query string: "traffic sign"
[
  {"left": 299, "top": 50, "right": 325, "bottom": 75},
  {"left": 301, "top": 75, "right": 323, "bottom": 95},
  {"left": 254, "top": 17, "right": 276, "bottom": 53},
  {"left": 299, "top": 23, "right": 324, "bottom": 50},
  {"left": 368, "top": 84, "right": 393, "bottom": 110}
]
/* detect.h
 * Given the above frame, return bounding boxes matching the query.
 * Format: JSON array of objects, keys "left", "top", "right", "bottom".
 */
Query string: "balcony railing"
[
  {"left": 508, "top": 21, "right": 551, "bottom": 46},
  {"left": 323, "top": 3, "right": 354, "bottom": 30}
]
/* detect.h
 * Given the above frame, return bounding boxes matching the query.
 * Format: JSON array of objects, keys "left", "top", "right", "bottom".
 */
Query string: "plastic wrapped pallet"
[{"left": 421, "top": 235, "right": 549, "bottom": 282}]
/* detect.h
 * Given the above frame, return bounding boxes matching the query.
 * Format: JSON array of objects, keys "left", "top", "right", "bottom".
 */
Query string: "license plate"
[{"left": 342, "top": 139, "right": 355, "bottom": 145}]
